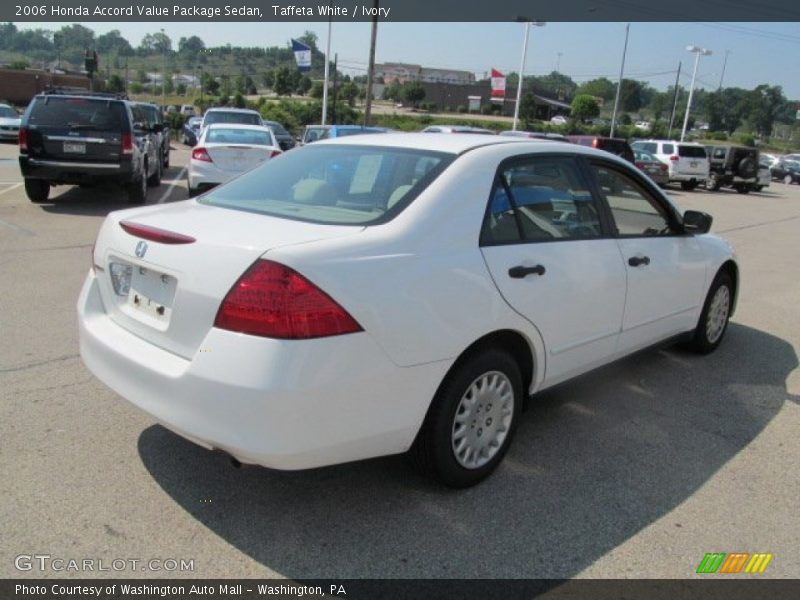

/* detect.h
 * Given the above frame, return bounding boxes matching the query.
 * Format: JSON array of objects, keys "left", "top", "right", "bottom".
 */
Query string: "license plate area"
[
  {"left": 63, "top": 142, "right": 86, "bottom": 154},
  {"left": 125, "top": 266, "right": 177, "bottom": 326}
]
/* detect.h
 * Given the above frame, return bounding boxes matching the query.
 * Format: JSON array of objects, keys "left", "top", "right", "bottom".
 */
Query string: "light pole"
[
  {"left": 160, "top": 28, "right": 167, "bottom": 106},
  {"left": 512, "top": 18, "right": 545, "bottom": 131},
  {"left": 610, "top": 23, "right": 630, "bottom": 139},
  {"left": 718, "top": 49, "right": 731, "bottom": 90},
  {"left": 681, "top": 45, "right": 712, "bottom": 142}
]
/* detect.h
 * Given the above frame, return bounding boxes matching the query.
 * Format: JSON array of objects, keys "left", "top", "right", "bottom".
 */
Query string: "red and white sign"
[{"left": 491, "top": 68, "right": 506, "bottom": 98}]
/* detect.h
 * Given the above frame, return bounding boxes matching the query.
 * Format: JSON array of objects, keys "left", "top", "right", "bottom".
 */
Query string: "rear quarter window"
[{"left": 678, "top": 145, "right": 707, "bottom": 158}]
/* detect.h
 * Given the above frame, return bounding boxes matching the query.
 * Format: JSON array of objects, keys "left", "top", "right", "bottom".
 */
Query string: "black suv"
[
  {"left": 263, "top": 120, "right": 296, "bottom": 151},
  {"left": 565, "top": 135, "right": 635, "bottom": 163},
  {"left": 705, "top": 144, "right": 759, "bottom": 193},
  {"left": 133, "top": 102, "right": 171, "bottom": 170},
  {"left": 18, "top": 90, "right": 160, "bottom": 204}
]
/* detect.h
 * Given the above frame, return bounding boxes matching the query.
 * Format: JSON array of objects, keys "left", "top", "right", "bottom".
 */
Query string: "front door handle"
[
  {"left": 628, "top": 256, "right": 651, "bottom": 267},
  {"left": 508, "top": 264, "right": 546, "bottom": 278}
]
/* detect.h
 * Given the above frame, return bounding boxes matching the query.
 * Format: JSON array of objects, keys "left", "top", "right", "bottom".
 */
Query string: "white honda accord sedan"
[{"left": 78, "top": 134, "right": 738, "bottom": 487}]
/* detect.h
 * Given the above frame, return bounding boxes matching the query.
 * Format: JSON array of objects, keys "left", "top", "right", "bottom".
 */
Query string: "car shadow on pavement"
[{"left": 138, "top": 322, "right": 797, "bottom": 578}]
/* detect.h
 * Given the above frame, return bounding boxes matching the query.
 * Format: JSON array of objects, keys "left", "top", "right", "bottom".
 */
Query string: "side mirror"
[
  {"left": 133, "top": 122, "right": 147, "bottom": 133},
  {"left": 683, "top": 210, "right": 712, "bottom": 234}
]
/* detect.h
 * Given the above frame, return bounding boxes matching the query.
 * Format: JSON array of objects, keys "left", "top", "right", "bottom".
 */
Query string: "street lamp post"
[
  {"left": 681, "top": 45, "right": 712, "bottom": 142},
  {"left": 160, "top": 28, "right": 167, "bottom": 106},
  {"left": 512, "top": 18, "right": 545, "bottom": 131},
  {"left": 610, "top": 23, "right": 630, "bottom": 139}
]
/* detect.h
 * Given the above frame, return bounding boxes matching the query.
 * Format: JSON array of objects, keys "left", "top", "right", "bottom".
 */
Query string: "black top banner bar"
[{"left": 5, "top": 0, "right": 800, "bottom": 22}]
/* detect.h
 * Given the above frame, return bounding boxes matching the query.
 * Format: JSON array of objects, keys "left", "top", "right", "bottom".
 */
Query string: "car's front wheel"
[
  {"left": 411, "top": 348, "right": 523, "bottom": 487},
  {"left": 127, "top": 172, "right": 147, "bottom": 204},
  {"left": 689, "top": 272, "right": 733, "bottom": 354},
  {"left": 681, "top": 181, "right": 698, "bottom": 191},
  {"left": 147, "top": 156, "right": 162, "bottom": 187},
  {"left": 24, "top": 179, "right": 50, "bottom": 203}
]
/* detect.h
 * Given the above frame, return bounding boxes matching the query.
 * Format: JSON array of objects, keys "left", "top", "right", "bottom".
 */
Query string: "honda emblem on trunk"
[{"left": 135, "top": 241, "right": 148, "bottom": 258}]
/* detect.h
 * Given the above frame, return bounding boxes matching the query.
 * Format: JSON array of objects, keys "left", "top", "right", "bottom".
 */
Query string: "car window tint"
[
  {"left": 713, "top": 147, "right": 726, "bottom": 159},
  {"left": 29, "top": 98, "right": 126, "bottom": 130},
  {"left": 679, "top": 145, "right": 707, "bottom": 158},
  {"left": 199, "top": 145, "right": 453, "bottom": 225},
  {"left": 206, "top": 128, "right": 273, "bottom": 146},
  {"left": 662, "top": 143, "right": 674, "bottom": 155},
  {"left": 481, "top": 157, "right": 601, "bottom": 244},
  {"left": 0, "top": 106, "right": 17, "bottom": 118},
  {"left": 205, "top": 112, "right": 261, "bottom": 126},
  {"left": 590, "top": 164, "right": 673, "bottom": 236}
]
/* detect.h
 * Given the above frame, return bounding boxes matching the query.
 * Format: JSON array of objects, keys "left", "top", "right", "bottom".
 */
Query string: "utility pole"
[
  {"left": 610, "top": 23, "right": 630, "bottom": 138},
  {"left": 364, "top": 0, "right": 379, "bottom": 126},
  {"left": 331, "top": 54, "right": 338, "bottom": 124},
  {"left": 718, "top": 50, "right": 731, "bottom": 90},
  {"left": 160, "top": 28, "right": 167, "bottom": 106},
  {"left": 322, "top": 17, "right": 332, "bottom": 125},
  {"left": 667, "top": 61, "right": 681, "bottom": 138}
]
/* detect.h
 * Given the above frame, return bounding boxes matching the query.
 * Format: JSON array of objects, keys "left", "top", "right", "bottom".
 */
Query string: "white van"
[{"left": 631, "top": 139, "right": 710, "bottom": 190}]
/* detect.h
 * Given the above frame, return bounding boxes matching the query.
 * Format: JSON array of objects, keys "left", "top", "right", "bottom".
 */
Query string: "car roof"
[
  {"left": 205, "top": 123, "right": 273, "bottom": 132},
  {"left": 636, "top": 139, "right": 704, "bottom": 146},
  {"left": 204, "top": 107, "right": 260, "bottom": 114},
  {"left": 313, "top": 132, "right": 605, "bottom": 156}
]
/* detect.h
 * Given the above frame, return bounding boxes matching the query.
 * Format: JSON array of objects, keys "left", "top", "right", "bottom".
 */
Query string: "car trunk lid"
[
  {"left": 205, "top": 144, "right": 276, "bottom": 172},
  {"left": 93, "top": 200, "right": 363, "bottom": 359}
]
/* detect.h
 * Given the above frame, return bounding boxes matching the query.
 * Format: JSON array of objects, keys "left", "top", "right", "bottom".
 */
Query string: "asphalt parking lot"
[{"left": 1, "top": 139, "right": 799, "bottom": 580}]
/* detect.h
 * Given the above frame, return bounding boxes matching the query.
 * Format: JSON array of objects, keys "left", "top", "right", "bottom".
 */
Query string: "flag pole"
[{"left": 322, "top": 16, "right": 332, "bottom": 125}]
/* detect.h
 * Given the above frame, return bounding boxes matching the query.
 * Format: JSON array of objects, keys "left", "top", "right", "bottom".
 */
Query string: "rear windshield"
[
  {"left": 204, "top": 111, "right": 261, "bottom": 126},
  {"left": 199, "top": 145, "right": 453, "bottom": 225},
  {"left": 678, "top": 145, "right": 707, "bottom": 158},
  {"left": 266, "top": 122, "right": 290, "bottom": 136},
  {"left": 206, "top": 128, "right": 273, "bottom": 146},
  {"left": 597, "top": 139, "right": 629, "bottom": 154},
  {"left": 0, "top": 106, "right": 17, "bottom": 118},
  {"left": 29, "top": 97, "right": 127, "bottom": 130}
]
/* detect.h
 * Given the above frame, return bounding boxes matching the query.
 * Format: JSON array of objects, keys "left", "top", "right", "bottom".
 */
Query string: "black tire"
[
  {"left": 147, "top": 157, "right": 161, "bottom": 187},
  {"left": 688, "top": 272, "right": 733, "bottom": 354},
  {"left": 705, "top": 173, "right": 721, "bottom": 191},
  {"left": 24, "top": 179, "right": 50, "bottom": 203},
  {"left": 737, "top": 156, "right": 756, "bottom": 179},
  {"left": 734, "top": 185, "right": 749, "bottom": 194},
  {"left": 187, "top": 186, "right": 199, "bottom": 198},
  {"left": 127, "top": 173, "right": 147, "bottom": 204},
  {"left": 680, "top": 181, "right": 698, "bottom": 191},
  {"left": 163, "top": 146, "right": 170, "bottom": 169},
  {"left": 755, "top": 185, "right": 764, "bottom": 192},
  {"left": 410, "top": 348, "right": 523, "bottom": 488}
]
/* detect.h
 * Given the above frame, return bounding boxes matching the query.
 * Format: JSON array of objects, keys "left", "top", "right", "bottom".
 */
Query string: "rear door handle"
[
  {"left": 628, "top": 256, "right": 651, "bottom": 267},
  {"left": 508, "top": 264, "right": 546, "bottom": 278}
]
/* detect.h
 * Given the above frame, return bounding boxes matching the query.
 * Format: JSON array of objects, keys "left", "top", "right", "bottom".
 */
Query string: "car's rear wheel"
[
  {"left": 411, "top": 348, "right": 522, "bottom": 487},
  {"left": 705, "top": 173, "right": 721, "bottom": 191},
  {"left": 127, "top": 172, "right": 147, "bottom": 204},
  {"left": 681, "top": 181, "right": 698, "bottom": 191},
  {"left": 163, "top": 147, "right": 170, "bottom": 169},
  {"left": 755, "top": 185, "right": 764, "bottom": 192},
  {"left": 784, "top": 175, "right": 794, "bottom": 185},
  {"left": 734, "top": 185, "right": 749, "bottom": 194},
  {"left": 147, "top": 157, "right": 162, "bottom": 187},
  {"left": 688, "top": 272, "right": 733, "bottom": 354},
  {"left": 24, "top": 179, "right": 50, "bottom": 203}
]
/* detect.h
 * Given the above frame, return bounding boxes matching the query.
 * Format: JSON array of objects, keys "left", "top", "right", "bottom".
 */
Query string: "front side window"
[
  {"left": 199, "top": 145, "right": 453, "bottom": 225},
  {"left": 481, "top": 156, "right": 602, "bottom": 245},
  {"left": 589, "top": 163, "right": 674, "bottom": 236}
]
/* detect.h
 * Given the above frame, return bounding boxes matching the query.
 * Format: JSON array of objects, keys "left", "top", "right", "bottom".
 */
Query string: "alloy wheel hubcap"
[
  {"left": 451, "top": 371, "right": 514, "bottom": 470},
  {"left": 706, "top": 285, "right": 730, "bottom": 344}
]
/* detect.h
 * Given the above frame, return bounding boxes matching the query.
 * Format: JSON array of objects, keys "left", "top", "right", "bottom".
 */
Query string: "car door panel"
[{"left": 479, "top": 155, "right": 627, "bottom": 386}]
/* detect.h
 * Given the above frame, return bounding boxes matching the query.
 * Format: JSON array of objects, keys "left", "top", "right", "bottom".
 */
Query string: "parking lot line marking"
[
  {"left": 157, "top": 167, "right": 187, "bottom": 204},
  {"left": 0, "top": 182, "right": 22, "bottom": 196}
]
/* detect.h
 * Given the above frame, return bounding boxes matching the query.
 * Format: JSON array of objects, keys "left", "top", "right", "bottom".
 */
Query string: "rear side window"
[
  {"left": 28, "top": 97, "right": 127, "bottom": 130},
  {"left": 199, "top": 145, "right": 453, "bottom": 225},
  {"left": 661, "top": 143, "right": 675, "bottom": 155},
  {"left": 678, "top": 145, "right": 706, "bottom": 158},
  {"left": 481, "top": 156, "right": 602, "bottom": 245}
]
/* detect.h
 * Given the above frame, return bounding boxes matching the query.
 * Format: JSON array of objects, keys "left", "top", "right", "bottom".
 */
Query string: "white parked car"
[
  {"left": 634, "top": 120, "right": 651, "bottom": 131},
  {"left": 631, "top": 139, "right": 710, "bottom": 190},
  {"left": 550, "top": 115, "right": 568, "bottom": 125},
  {"left": 187, "top": 124, "right": 282, "bottom": 197},
  {"left": 200, "top": 107, "right": 263, "bottom": 132},
  {"left": 78, "top": 134, "right": 738, "bottom": 487},
  {"left": 0, "top": 103, "right": 20, "bottom": 140}
]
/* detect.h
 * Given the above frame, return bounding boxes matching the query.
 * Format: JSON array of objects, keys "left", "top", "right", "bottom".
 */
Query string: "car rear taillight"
[
  {"left": 635, "top": 161, "right": 644, "bottom": 169},
  {"left": 119, "top": 221, "right": 196, "bottom": 244},
  {"left": 270, "top": 149, "right": 282, "bottom": 158},
  {"left": 192, "top": 147, "right": 212, "bottom": 162},
  {"left": 670, "top": 155, "right": 679, "bottom": 161},
  {"left": 660, "top": 163, "right": 668, "bottom": 171},
  {"left": 121, "top": 132, "right": 134, "bottom": 155},
  {"left": 591, "top": 139, "right": 600, "bottom": 149},
  {"left": 215, "top": 260, "right": 363, "bottom": 339},
  {"left": 18, "top": 127, "right": 28, "bottom": 151}
]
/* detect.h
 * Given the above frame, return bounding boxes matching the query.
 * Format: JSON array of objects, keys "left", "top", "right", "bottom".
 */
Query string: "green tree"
[
  {"left": 576, "top": 77, "right": 616, "bottom": 101},
  {"left": 570, "top": 94, "right": 600, "bottom": 122},
  {"left": 106, "top": 74, "right": 125, "bottom": 92},
  {"left": 401, "top": 81, "right": 425, "bottom": 107},
  {"left": 338, "top": 81, "right": 360, "bottom": 107},
  {"left": 95, "top": 30, "right": 133, "bottom": 56},
  {"left": 310, "top": 81, "right": 324, "bottom": 99},
  {"left": 178, "top": 35, "right": 205, "bottom": 55},
  {"left": 272, "top": 66, "right": 294, "bottom": 96},
  {"left": 297, "top": 75, "right": 312, "bottom": 96}
]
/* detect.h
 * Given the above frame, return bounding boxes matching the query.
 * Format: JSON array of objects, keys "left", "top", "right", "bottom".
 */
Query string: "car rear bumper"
[
  {"left": 77, "top": 270, "right": 446, "bottom": 470},
  {"left": 19, "top": 156, "right": 135, "bottom": 184}
]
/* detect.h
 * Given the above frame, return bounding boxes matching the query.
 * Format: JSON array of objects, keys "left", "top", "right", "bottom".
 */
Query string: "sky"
[{"left": 17, "top": 21, "right": 800, "bottom": 100}]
